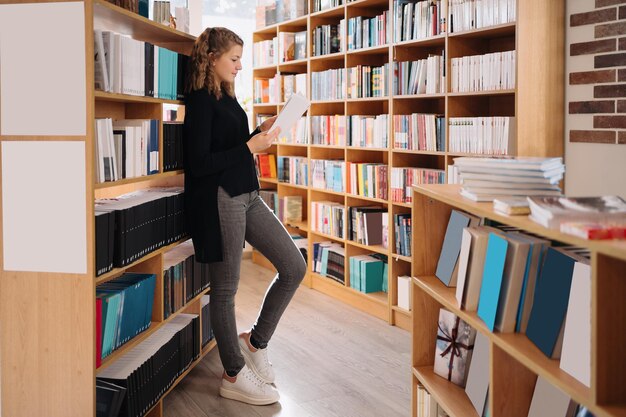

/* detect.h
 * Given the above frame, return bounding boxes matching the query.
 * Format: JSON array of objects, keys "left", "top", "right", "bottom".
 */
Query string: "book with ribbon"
[{"left": 434, "top": 308, "right": 477, "bottom": 387}]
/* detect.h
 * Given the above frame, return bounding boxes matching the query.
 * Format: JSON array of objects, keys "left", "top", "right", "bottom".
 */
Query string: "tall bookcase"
[
  {"left": 251, "top": 0, "right": 564, "bottom": 331},
  {"left": 410, "top": 184, "right": 626, "bottom": 417},
  {"left": 0, "top": 2, "right": 215, "bottom": 416}
]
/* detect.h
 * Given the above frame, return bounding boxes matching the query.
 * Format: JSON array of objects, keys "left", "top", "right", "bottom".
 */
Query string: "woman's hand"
[
  {"left": 247, "top": 127, "right": 281, "bottom": 153},
  {"left": 259, "top": 115, "right": 278, "bottom": 132}
]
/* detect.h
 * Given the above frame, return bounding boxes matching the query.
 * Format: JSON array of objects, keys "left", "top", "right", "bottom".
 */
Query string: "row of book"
[
  {"left": 311, "top": 68, "right": 346, "bottom": 100},
  {"left": 256, "top": 0, "right": 308, "bottom": 28},
  {"left": 278, "top": 156, "right": 309, "bottom": 186},
  {"left": 394, "top": 213, "right": 412, "bottom": 256},
  {"left": 448, "top": 0, "right": 516, "bottom": 33},
  {"left": 258, "top": 189, "right": 304, "bottom": 223},
  {"left": 95, "top": 118, "right": 160, "bottom": 183},
  {"left": 451, "top": 50, "right": 516, "bottom": 92},
  {"left": 201, "top": 295, "right": 214, "bottom": 348},
  {"left": 312, "top": 242, "right": 345, "bottom": 283},
  {"left": 278, "top": 117, "right": 309, "bottom": 144},
  {"left": 349, "top": 254, "right": 389, "bottom": 293},
  {"left": 348, "top": 206, "right": 388, "bottom": 247},
  {"left": 416, "top": 383, "right": 449, "bottom": 417},
  {"left": 393, "top": 113, "right": 446, "bottom": 152},
  {"left": 390, "top": 167, "right": 446, "bottom": 203},
  {"left": 313, "top": 21, "right": 345, "bottom": 56},
  {"left": 254, "top": 153, "right": 278, "bottom": 178},
  {"left": 311, "top": 114, "right": 389, "bottom": 148},
  {"left": 96, "top": 273, "right": 156, "bottom": 366},
  {"left": 163, "top": 240, "right": 211, "bottom": 319},
  {"left": 448, "top": 116, "right": 516, "bottom": 155},
  {"left": 345, "top": 162, "right": 389, "bottom": 200},
  {"left": 346, "top": 11, "right": 390, "bottom": 51},
  {"left": 253, "top": 31, "right": 307, "bottom": 67},
  {"left": 393, "top": 54, "right": 446, "bottom": 95},
  {"left": 163, "top": 122, "right": 183, "bottom": 171},
  {"left": 347, "top": 64, "right": 390, "bottom": 98},
  {"left": 311, "top": 201, "right": 347, "bottom": 239},
  {"left": 394, "top": 0, "right": 446, "bottom": 42},
  {"left": 254, "top": 73, "right": 307, "bottom": 104},
  {"left": 311, "top": 159, "right": 345, "bottom": 192},
  {"left": 95, "top": 188, "right": 186, "bottom": 274},
  {"left": 93, "top": 30, "right": 184, "bottom": 100},
  {"left": 152, "top": 1, "right": 189, "bottom": 33},
  {"left": 313, "top": 0, "right": 342, "bottom": 13},
  {"left": 435, "top": 209, "right": 594, "bottom": 387},
  {"left": 96, "top": 314, "right": 200, "bottom": 417}
]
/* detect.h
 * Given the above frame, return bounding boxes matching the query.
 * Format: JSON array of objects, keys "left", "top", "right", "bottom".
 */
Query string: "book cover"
[
  {"left": 435, "top": 210, "right": 479, "bottom": 287},
  {"left": 477, "top": 233, "right": 508, "bottom": 331},
  {"left": 464, "top": 332, "right": 489, "bottom": 416},
  {"left": 527, "top": 377, "right": 575, "bottom": 417},
  {"left": 526, "top": 247, "right": 577, "bottom": 358},
  {"left": 433, "top": 308, "right": 476, "bottom": 387}
]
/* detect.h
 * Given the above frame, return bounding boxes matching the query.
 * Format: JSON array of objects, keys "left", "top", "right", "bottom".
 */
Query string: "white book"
[
  {"left": 527, "top": 377, "right": 575, "bottom": 417},
  {"left": 559, "top": 260, "right": 591, "bottom": 387},
  {"left": 94, "top": 30, "right": 110, "bottom": 92},
  {"left": 397, "top": 275, "right": 411, "bottom": 311}
]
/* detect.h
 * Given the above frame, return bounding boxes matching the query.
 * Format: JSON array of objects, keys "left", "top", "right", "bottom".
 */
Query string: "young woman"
[{"left": 183, "top": 27, "right": 307, "bottom": 405}]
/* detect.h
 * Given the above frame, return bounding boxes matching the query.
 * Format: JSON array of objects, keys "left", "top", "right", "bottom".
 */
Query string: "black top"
[{"left": 183, "top": 87, "right": 260, "bottom": 263}]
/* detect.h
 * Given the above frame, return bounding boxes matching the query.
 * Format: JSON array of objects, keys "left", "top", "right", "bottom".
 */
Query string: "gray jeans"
[{"left": 209, "top": 186, "right": 307, "bottom": 375}]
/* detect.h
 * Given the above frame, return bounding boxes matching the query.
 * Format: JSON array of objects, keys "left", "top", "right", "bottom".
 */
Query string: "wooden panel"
[
  {"left": 414, "top": 366, "right": 479, "bottom": 417},
  {"left": 0, "top": 273, "right": 93, "bottom": 417},
  {"left": 491, "top": 344, "right": 536, "bottom": 417},
  {"left": 516, "top": 0, "right": 564, "bottom": 157},
  {"left": 392, "top": 308, "right": 412, "bottom": 331},
  {"left": 411, "top": 279, "right": 441, "bottom": 368},
  {"left": 411, "top": 192, "right": 451, "bottom": 277},
  {"left": 595, "top": 253, "right": 626, "bottom": 406}
]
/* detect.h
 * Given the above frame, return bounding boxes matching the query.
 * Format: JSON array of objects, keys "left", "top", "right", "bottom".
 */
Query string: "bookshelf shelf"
[
  {"left": 278, "top": 181, "right": 309, "bottom": 190},
  {"left": 346, "top": 239, "right": 388, "bottom": 255},
  {"left": 93, "top": 170, "right": 183, "bottom": 189},
  {"left": 347, "top": 287, "right": 388, "bottom": 306},
  {"left": 412, "top": 184, "right": 626, "bottom": 417},
  {"left": 310, "top": 4, "right": 345, "bottom": 18},
  {"left": 277, "top": 142, "right": 309, "bottom": 147},
  {"left": 252, "top": 0, "right": 566, "bottom": 364},
  {"left": 279, "top": 59, "right": 308, "bottom": 72},
  {"left": 253, "top": 63, "right": 279, "bottom": 72},
  {"left": 310, "top": 229, "right": 345, "bottom": 244},
  {"left": 259, "top": 176, "right": 279, "bottom": 184},
  {"left": 285, "top": 220, "right": 308, "bottom": 231},
  {"left": 392, "top": 305, "right": 411, "bottom": 317},
  {"left": 413, "top": 366, "right": 479, "bottom": 417},
  {"left": 277, "top": 15, "right": 308, "bottom": 29},
  {"left": 346, "top": 193, "right": 388, "bottom": 205},
  {"left": 448, "top": 22, "right": 517, "bottom": 39},
  {"left": 94, "top": 90, "right": 183, "bottom": 105}
]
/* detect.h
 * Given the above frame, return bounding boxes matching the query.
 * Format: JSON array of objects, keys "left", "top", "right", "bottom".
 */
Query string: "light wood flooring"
[{"left": 163, "top": 259, "right": 412, "bottom": 417}]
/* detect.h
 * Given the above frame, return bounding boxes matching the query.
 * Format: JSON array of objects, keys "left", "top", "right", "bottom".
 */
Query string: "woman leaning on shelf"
[{"left": 183, "top": 26, "right": 306, "bottom": 405}]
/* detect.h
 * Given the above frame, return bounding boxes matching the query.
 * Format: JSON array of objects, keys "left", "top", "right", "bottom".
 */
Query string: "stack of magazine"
[{"left": 452, "top": 156, "right": 564, "bottom": 202}]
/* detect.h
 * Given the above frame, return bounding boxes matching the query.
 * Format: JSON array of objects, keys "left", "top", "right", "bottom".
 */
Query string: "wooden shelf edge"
[
  {"left": 413, "top": 366, "right": 479, "bottom": 417},
  {"left": 94, "top": 90, "right": 183, "bottom": 104},
  {"left": 345, "top": 239, "right": 388, "bottom": 255},
  {"left": 94, "top": 170, "right": 183, "bottom": 189}
]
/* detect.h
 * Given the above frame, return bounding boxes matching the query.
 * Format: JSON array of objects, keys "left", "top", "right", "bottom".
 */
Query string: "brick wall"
[
  {"left": 565, "top": 0, "right": 626, "bottom": 198},
  {"left": 568, "top": 0, "right": 626, "bottom": 144}
]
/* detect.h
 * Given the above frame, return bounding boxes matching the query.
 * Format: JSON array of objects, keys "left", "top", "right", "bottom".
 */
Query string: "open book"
[{"left": 268, "top": 92, "right": 310, "bottom": 135}]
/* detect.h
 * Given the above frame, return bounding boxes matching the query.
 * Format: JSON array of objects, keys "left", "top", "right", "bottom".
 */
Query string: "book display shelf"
[
  {"left": 251, "top": 0, "right": 564, "bottom": 331},
  {"left": 411, "top": 184, "right": 626, "bottom": 417},
  {"left": 0, "top": 1, "right": 215, "bottom": 416}
]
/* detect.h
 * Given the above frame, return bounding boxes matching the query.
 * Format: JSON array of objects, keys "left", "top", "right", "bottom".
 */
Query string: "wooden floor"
[{"left": 163, "top": 259, "right": 412, "bottom": 417}]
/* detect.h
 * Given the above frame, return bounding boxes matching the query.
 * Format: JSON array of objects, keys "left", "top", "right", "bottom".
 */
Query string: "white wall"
[{"left": 564, "top": 0, "right": 626, "bottom": 198}]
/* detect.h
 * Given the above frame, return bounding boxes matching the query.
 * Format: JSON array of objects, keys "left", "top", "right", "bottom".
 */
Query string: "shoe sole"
[
  {"left": 219, "top": 386, "right": 279, "bottom": 406},
  {"left": 239, "top": 338, "right": 275, "bottom": 384}
]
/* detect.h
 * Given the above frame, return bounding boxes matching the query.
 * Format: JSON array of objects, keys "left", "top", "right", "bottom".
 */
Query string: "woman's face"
[{"left": 213, "top": 44, "right": 243, "bottom": 84}]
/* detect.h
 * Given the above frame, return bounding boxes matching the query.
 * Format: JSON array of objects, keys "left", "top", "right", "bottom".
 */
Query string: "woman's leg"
[
  {"left": 209, "top": 186, "right": 248, "bottom": 376},
  {"left": 244, "top": 191, "right": 307, "bottom": 347}
]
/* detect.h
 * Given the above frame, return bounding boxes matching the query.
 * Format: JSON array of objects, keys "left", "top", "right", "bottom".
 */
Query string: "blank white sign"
[
  {"left": 2, "top": 141, "right": 87, "bottom": 273},
  {"left": 0, "top": 2, "right": 86, "bottom": 136}
]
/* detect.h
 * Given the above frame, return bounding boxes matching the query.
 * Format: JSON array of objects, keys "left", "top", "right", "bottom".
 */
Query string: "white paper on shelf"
[{"left": 269, "top": 93, "right": 310, "bottom": 135}]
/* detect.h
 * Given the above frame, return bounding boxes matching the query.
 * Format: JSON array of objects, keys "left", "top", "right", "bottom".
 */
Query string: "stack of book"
[
  {"left": 528, "top": 195, "right": 626, "bottom": 238},
  {"left": 452, "top": 156, "right": 564, "bottom": 202},
  {"left": 349, "top": 254, "right": 388, "bottom": 294}
]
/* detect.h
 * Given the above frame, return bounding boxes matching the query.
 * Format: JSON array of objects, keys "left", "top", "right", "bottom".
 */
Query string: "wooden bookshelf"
[
  {"left": 251, "top": 0, "right": 564, "bottom": 337},
  {"left": 0, "top": 2, "right": 215, "bottom": 416},
  {"left": 411, "top": 184, "right": 626, "bottom": 417}
]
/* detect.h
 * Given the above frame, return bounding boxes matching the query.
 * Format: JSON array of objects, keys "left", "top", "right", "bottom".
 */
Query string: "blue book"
[
  {"left": 477, "top": 233, "right": 509, "bottom": 331},
  {"left": 526, "top": 247, "right": 576, "bottom": 358}
]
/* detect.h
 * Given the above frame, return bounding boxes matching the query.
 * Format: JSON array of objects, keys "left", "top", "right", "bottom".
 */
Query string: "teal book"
[
  {"left": 349, "top": 256, "right": 356, "bottom": 289},
  {"left": 320, "top": 247, "right": 330, "bottom": 276},
  {"left": 352, "top": 256, "right": 361, "bottom": 291},
  {"left": 382, "top": 261, "right": 388, "bottom": 293},
  {"left": 361, "top": 257, "right": 383, "bottom": 293},
  {"left": 477, "top": 233, "right": 508, "bottom": 331}
]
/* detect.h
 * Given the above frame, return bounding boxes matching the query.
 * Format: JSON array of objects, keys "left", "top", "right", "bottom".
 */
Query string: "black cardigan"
[{"left": 183, "top": 88, "right": 260, "bottom": 263}]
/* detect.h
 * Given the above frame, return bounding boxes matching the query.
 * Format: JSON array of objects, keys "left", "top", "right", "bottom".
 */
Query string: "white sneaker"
[
  {"left": 219, "top": 365, "right": 280, "bottom": 405},
  {"left": 239, "top": 332, "right": 276, "bottom": 384}
]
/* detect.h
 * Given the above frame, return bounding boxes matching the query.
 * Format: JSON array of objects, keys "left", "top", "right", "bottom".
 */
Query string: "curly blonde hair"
[{"left": 186, "top": 27, "right": 244, "bottom": 98}]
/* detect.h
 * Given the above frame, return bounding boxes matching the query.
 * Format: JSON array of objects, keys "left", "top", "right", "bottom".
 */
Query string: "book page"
[{"left": 269, "top": 92, "right": 310, "bottom": 135}]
